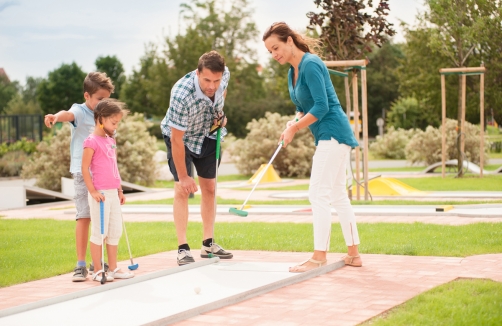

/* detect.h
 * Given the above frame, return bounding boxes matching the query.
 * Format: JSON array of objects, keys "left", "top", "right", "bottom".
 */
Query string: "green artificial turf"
[
  {"left": 1, "top": 219, "right": 501, "bottom": 287},
  {"left": 363, "top": 278, "right": 502, "bottom": 326}
]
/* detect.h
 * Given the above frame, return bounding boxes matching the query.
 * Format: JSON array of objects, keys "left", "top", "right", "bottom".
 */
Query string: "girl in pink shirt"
[{"left": 82, "top": 99, "right": 134, "bottom": 282}]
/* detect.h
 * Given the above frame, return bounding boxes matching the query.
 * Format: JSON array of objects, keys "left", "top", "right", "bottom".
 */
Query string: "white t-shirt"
[{"left": 68, "top": 103, "right": 95, "bottom": 174}]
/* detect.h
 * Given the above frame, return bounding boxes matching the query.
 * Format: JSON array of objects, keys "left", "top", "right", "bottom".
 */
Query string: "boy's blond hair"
[{"left": 83, "top": 72, "right": 115, "bottom": 95}]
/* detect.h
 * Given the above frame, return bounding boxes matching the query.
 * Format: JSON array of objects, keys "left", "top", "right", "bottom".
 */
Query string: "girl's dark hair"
[
  {"left": 94, "top": 99, "right": 129, "bottom": 125},
  {"left": 262, "top": 22, "right": 322, "bottom": 57}
]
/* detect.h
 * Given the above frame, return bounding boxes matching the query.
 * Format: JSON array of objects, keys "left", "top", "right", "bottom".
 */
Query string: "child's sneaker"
[
  {"left": 89, "top": 262, "right": 109, "bottom": 276},
  {"left": 109, "top": 267, "right": 134, "bottom": 279},
  {"left": 200, "top": 243, "right": 233, "bottom": 259},
  {"left": 92, "top": 271, "right": 114, "bottom": 283},
  {"left": 72, "top": 266, "right": 88, "bottom": 282},
  {"left": 177, "top": 249, "right": 195, "bottom": 266}
]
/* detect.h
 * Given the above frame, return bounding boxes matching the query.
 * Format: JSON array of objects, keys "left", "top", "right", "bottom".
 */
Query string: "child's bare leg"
[
  {"left": 90, "top": 242, "right": 102, "bottom": 272},
  {"left": 76, "top": 218, "right": 90, "bottom": 261},
  {"left": 106, "top": 244, "right": 118, "bottom": 271}
]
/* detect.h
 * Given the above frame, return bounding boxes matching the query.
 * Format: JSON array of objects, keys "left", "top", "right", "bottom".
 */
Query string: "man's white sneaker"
[
  {"left": 177, "top": 249, "right": 195, "bottom": 266},
  {"left": 201, "top": 243, "right": 233, "bottom": 259}
]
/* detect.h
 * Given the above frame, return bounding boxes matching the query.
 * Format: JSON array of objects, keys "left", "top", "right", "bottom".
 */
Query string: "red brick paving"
[{"left": 1, "top": 251, "right": 501, "bottom": 325}]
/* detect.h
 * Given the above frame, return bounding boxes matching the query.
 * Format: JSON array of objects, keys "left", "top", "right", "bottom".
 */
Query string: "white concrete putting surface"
[{"left": 1, "top": 259, "right": 344, "bottom": 326}]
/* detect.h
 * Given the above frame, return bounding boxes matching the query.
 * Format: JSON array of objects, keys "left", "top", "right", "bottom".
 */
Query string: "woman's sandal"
[
  {"left": 343, "top": 254, "right": 362, "bottom": 267},
  {"left": 289, "top": 258, "right": 327, "bottom": 273}
]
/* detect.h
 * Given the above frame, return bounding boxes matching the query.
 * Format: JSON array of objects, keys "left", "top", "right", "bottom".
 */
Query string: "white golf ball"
[{"left": 194, "top": 286, "right": 201, "bottom": 294}]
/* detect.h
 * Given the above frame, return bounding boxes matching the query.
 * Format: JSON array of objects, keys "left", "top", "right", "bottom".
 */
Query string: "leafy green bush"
[
  {"left": 21, "top": 125, "right": 72, "bottom": 190},
  {"left": 405, "top": 118, "right": 490, "bottom": 165},
  {"left": 0, "top": 151, "right": 30, "bottom": 177},
  {"left": 227, "top": 112, "right": 314, "bottom": 177},
  {"left": 22, "top": 113, "right": 157, "bottom": 191},
  {"left": 370, "top": 126, "right": 419, "bottom": 159},
  {"left": 115, "top": 113, "right": 157, "bottom": 186},
  {"left": 147, "top": 120, "right": 163, "bottom": 140},
  {"left": 0, "top": 138, "right": 38, "bottom": 157}
]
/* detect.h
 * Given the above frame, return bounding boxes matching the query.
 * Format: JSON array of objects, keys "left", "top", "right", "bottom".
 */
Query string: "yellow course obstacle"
[
  {"left": 247, "top": 164, "right": 282, "bottom": 184},
  {"left": 367, "top": 177, "right": 424, "bottom": 196}
]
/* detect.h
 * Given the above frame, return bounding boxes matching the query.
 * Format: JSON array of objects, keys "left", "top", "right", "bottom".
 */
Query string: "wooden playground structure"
[
  {"left": 324, "top": 59, "right": 369, "bottom": 200},
  {"left": 440, "top": 66, "right": 486, "bottom": 178}
]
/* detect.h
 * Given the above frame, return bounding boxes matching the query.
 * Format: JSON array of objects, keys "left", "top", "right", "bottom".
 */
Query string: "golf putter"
[
  {"left": 229, "top": 141, "right": 283, "bottom": 217},
  {"left": 208, "top": 114, "right": 224, "bottom": 258}
]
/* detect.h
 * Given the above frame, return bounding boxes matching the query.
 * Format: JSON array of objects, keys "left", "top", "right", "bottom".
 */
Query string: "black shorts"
[{"left": 163, "top": 135, "right": 221, "bottom": 181}]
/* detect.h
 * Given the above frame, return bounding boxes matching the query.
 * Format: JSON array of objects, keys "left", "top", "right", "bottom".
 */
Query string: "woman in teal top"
[{"left": 263, "top": 22, "right": 362, "bottom": 272}]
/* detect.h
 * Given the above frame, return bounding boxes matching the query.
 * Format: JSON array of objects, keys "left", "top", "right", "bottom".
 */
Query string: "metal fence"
[{"left": 0, "top": 115, "right": 43, "bottom": 144}]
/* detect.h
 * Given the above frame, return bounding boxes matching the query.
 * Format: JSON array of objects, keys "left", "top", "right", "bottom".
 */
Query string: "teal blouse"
[{"left": 288, "top": 52, "right": 359, "bottom": 148}]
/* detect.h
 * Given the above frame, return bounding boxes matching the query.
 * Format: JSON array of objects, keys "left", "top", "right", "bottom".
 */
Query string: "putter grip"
[
  {"left": 216, "top": 129, "right": 221, "bottom": 160},
  {"left": 100, "top": 200, "right": 104, "bottom": 234}
]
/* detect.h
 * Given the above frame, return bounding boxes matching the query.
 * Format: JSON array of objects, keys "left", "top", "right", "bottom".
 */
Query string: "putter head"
[
  {"left": 128, "top": 264, "right": 139, "bottom": 270},
  {"left": 100, "top": 272, "right": 107, "bottom": 284},
  {"left": 229, "top": 207, "right": 248, "bottom": 217}
]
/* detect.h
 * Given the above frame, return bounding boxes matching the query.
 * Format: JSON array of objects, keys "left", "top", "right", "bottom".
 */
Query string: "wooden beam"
[
  {"left": 439, "top": 67, "right": 486, "bottom": 74},
  {"left": 324, "top": 59, "right": 368, "bottom": 68}
]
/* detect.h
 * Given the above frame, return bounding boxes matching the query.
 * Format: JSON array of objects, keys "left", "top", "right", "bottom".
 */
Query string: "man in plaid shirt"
[{"left": 161, "top": 51, "right": 233, "bottom": 266}]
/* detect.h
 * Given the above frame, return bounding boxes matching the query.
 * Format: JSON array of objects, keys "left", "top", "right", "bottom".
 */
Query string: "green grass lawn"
[
  {"left": 363, "top": 278, "right": 502, "bottom": 325},
  {"left": 400, "top": 175, "right": 502, "bottom": 191},
  {"left": 1, "top": 219, "right": 502, "bottom": 287},
  {"left": 369, "top": 164, "right": 501, "bottom": 172},
  {"left": 252, "top": 174, "right": 502, "bottom": 192},
  {"left": 154, "top": 174, "right": 251, "bottom": 188}
]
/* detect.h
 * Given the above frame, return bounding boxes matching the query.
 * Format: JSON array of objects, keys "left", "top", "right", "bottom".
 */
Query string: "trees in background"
[
  {"left": 95, "top": 55, "right": 126, "bottom": 99},
  {"left": 307, "top": 0, "right": 396, "bottom": 60},
  {"left": 0, "top": 74, "right": 19, "bottom": 114},
  {"left": 3, "top": 0, "right": 501, "bottom": 143},
  {"left": 121, "top": 0, "right": 270, "bottom": 137},
  {"left": 120, "top": 45, "right": 159, "bottom": 116},
  {"left": 37, "top": 63, "right": 86, "bottom": 115},
  {"left": 366, "top": 42, "right": 403, "bottom": 135},
  {"left": 395, "top": 0, "right": 502, "bottom": 173},
  {"left": 307, "top": 0, "right": 397, "bottom": 137}
]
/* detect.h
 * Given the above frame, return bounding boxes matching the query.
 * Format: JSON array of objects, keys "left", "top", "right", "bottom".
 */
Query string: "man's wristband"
[{"left": 118, "top": 189, "right": 123, "bottom": 192}]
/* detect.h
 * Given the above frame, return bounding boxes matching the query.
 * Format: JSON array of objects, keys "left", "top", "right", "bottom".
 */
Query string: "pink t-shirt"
[{"left": 83, "top": 135, "right": 121, "bottom": 190}]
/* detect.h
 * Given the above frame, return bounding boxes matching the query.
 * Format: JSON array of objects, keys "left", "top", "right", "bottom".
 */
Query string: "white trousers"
[
  {"left": 89, "top": 189, "right": 122, "bottom": 246},
  {"left": 309, "top": 138, "right": 360, "bottom": 250}
]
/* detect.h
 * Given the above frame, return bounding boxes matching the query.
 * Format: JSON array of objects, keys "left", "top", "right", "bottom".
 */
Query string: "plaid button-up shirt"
[{"left": 161, "top": 67, "right": 230, "bottom": 154}]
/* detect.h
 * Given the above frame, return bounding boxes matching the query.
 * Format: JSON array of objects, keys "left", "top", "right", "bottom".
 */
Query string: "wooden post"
[
  {"left": 361, "top": 69, "right": 369, "bottom": 201},
  {"left": 441, "top": 74, "right": 446, "bottom": 178},
  {"left": 439, "top": 66, "right": 486, "bottom": 178},
  {"left": 460, "top": 74, "right": 467, "bottom": 176},
  {"left": 344, "top": 76, "right": 353, "bottom": 199},
  {"left": 480, "top": 71, "right": 485, "bottom": 177},
  {"left": 352, "top": 71, "right": 360, "bottom": 200}
]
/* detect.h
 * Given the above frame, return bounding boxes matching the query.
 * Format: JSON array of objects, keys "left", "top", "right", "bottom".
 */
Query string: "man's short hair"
[
  {"left": 83, "top": 72, "right": 115, "bottom": 95},
  {"left": 197, "top": 51, "right": 225, "bottom": 73}
]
